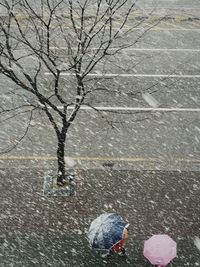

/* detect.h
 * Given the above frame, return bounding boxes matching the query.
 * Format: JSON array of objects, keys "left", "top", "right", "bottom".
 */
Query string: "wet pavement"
[
  {"left": 0, "top": 168, "right": 200, "bottom": 266},
  {"left": 0, "top": 233, "right": 200, "bottom": 267}
]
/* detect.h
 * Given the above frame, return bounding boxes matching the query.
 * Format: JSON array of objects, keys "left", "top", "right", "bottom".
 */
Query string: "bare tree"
[{"left": 0, "top": 0, "right": 162, "bottom": 185}]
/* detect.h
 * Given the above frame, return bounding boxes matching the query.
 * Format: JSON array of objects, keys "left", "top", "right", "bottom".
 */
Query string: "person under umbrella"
[
  {"left": 87, "top": 213, "right": 129, "bottom": 258},
  {"left": 143, "top": 234, "right": 177, "bottom": 266},
  {"left": 104, "top": 224, "right": 129, "bottom": 258}
]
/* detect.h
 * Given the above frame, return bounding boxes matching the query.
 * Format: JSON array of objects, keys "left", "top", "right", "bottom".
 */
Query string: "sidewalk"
[
  {"left": 0, "top": 168, "right": 200, "bottom": 266},
  {"left": 0, "top": 233, "right": 199, "bottom": 267}
]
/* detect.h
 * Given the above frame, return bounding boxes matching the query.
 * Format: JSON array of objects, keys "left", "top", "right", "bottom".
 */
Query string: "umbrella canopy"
[
  {"left": 87, "top": 213, "right": 128, "bottom": 250},
  {"left": 143, "top": 234, "right": 177, "bottom": 266}
]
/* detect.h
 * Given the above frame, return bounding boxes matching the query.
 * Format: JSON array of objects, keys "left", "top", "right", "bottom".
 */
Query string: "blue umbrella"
[{"left": 87, "top": 213, "right": 128, "bottom": 250}]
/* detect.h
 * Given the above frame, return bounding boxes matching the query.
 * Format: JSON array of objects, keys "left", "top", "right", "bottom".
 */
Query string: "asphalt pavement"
[
  {"left": 1, "top": 234, "right": 200, "bottom": 267},
  {"left": 0, "top": 168, "right": 200, "bottom": 266},
  {"left": 1, "top": 17, "right": 200, "bottom": 166}
]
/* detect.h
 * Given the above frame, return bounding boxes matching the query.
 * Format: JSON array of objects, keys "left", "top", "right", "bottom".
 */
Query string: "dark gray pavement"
[
  {"left": 0, "top": 168, "right": 200, "bottom": 266},
  {"left": 0, "top": 234, "right": 200, "bottom": 267}
]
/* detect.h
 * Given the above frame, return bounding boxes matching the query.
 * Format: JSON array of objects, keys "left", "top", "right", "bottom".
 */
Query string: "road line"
[
  {"left": 13, "top": 24, "right": 200, "bottom": 31},
  {"left": 50, "top": 47, "right": 200, "bottom": 52},
  {"left": 160, "top": 21, "right": 186, "bottom": 30},
  {"left": 56, "top": 106, "right": 200, "bottom": 112},
  {"left": 12, "top": 12, "right": 200, "bottom": 22},
  {"left": 141, "top": 7, "right": 200, "bottom": 10},
  {"left": 119, "top": 48, "right": 200, "bottom": 52},
  {"left": 0, "top": 156, "right": 158, "bottom": 161},
  {"left": 124, "top": 27, "right": 200, "bottom": 32},
  {"left": 55, "top": 27, "right": 200, "bottom": 31},
  {"left": 44, "top": 72, "right": 200, "bottom": 78},
  {"left": 0, "top": 156, "right": 200, "bottom": 163}
]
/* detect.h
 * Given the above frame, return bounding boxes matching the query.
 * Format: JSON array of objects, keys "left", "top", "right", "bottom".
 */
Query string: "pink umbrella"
[{"left": 143, "top": 234, "right": 177, "bottom": 266}]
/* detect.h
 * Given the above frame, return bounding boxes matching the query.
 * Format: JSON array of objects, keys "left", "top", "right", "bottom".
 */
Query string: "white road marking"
[
  {"left": 151, "top": 28, "right": 200, "bottom": 31},
  {"left": 56, "top": 106, "right": 200, "bottom": 112},
  {"left": 142, "top": 92, "right": 160, "bottom": 108},
  {"left": 44, "top": 72, "right": 200, "bottom": 78},
  {"left": 194, "top": 237, "right": 200, "bottom": 252},
  {"left": 50, "top": 47, "right": 200, "bottom": 52},
  {"left": 136, "top": 6, "right": 200, "bottom": 10},
  {"left": 49, "top": 27, "right": 200, "bottom": 31},
  {"left": 13, "top": 24, "right": 200, "bottom": 31},
  {"left": 120, "top": 48, "right": 200, "bottom": 52},
  {"left": 60, "top": 25, "right": 200, "bottom": 32},
  {"left": 0, "top": 155, "right": 200, "bottom": 163}
]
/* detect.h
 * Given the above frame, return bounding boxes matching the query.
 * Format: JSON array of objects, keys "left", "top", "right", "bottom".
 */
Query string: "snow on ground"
[{"left": 194, "top": 237, "right": 200, "bottom": 252}]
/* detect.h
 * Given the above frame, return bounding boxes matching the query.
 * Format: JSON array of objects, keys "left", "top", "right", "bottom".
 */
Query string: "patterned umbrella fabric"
[
  {"left": 143, "top": 234, "right": 177, "bottom": 266},
  {"left": 87, "top": 213, "right": 128, "bottom": 250}
]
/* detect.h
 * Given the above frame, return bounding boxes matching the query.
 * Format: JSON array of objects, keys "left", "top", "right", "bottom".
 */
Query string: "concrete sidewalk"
[{"left": 0, "top": 168, "right": 200, "bottom": 266}]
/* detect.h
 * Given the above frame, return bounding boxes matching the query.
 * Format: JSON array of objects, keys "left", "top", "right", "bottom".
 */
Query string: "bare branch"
[
  {"left": 0, "top": 108, "right": 34, "bottom": 154},
  {"left": 0, "top": 0, "right": 168, "bottom": 184}
]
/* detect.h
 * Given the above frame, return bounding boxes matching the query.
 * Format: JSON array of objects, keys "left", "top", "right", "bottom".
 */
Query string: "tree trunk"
[{"left": 57, "top": 136, "right": 66, "bottom": 185}]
